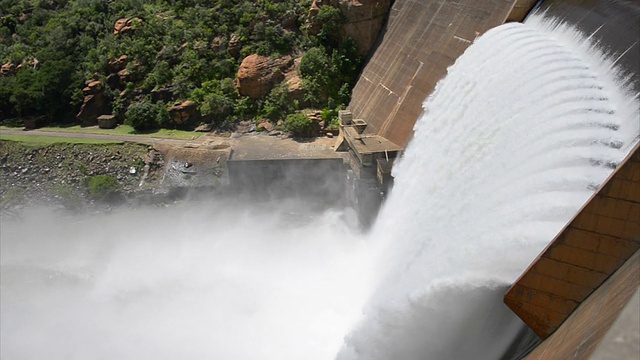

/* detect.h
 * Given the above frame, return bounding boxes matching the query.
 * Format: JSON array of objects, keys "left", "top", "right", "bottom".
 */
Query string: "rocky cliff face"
[
  {"left": 337, "top": 0, "right": 391, "bottom": 55},
  {"left": 307, "top": 0, "right": 391, "bottom": 55}
]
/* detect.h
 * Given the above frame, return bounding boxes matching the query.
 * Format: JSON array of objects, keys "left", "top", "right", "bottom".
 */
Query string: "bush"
[
  {"left": 87, "top": 175, "right": 121, "bottom": 202},
  {"left": 125, "top": 100, "right": 167, "bottom": 131},
  {"left": 285, "top": 113, "right": 314, "bottom": 137}
]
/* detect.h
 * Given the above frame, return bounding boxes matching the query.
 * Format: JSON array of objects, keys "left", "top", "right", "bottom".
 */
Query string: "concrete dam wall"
[{"left": 348, "top": 0, "right": 537, "bottom": 148}]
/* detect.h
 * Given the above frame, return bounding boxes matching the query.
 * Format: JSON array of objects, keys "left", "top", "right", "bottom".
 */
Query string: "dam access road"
[{"left": 0, "top": 127, "right": 346, "bottom": 163}]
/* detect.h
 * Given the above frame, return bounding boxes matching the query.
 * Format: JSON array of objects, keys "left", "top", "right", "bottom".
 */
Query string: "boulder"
[
  {"left": 117, "top": 68, "right": 132, "bottom": 86},
  {"left": 195, "top": 123, "right": 214, "bottom": 132},
  {"left": 168, "top": 100, "right": 198, "bottom": 127},
  {"left": 83, "top": 80, "right": 103, "bottom": 95},
  {"left": 284, "top": 57, "right": 306, "bottom": 105},
  {"left": 236, "top": 54, "right": 294, "bottom": 100},
  {"left": 257, "top": 119, "right": 275, "bottom": 132},
  {"left": 228, "top": 33, "right": 242, "bottom": 58},
  {"left": 114, "top": 17, "right": 142, "bottom": 36},
  {"left": 281, "top": 12, "right": 298, "bottom": 30},
  {"left": 210, "top": 36, "right": 227, "bottom": 53},
  {"left": 108, "top": 55, "right": 128, "bottom": 73},
  {"left": 307, "top": 0, "right": 323, "bottom": 36},
  {"left": 151, "top": 87, "right": 174, "bottom": 103}
]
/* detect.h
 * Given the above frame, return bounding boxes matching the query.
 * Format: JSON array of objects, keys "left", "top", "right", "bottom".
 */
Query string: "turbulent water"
[
  {"left": 338, "top": 13, "right": 639, "bottom": 359},
  {"left": 1, "top": 13, "right": 639, "bottom": 360}
]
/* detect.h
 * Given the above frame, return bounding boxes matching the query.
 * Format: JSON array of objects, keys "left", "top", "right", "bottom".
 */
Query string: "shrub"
[
  {"left": 87, "top": 175, "right": 121, "bottom": 202},
  {"left": 285, "top": 113, "right": 314, "bottom": 137},
  {"left": 125, "top": 100, "right": 166, "bottom": 131}
]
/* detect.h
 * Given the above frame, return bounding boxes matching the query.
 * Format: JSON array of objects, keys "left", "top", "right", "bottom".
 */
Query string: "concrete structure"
[
  {"left": 505, "top": 142, "right": 640, "bottom": 342},
  {"left": 349, "top": 0, "right": 537, "bottom": 148},
  {"left": 334, "top": 110, "right": 403, "bottom": 183},
  {"left": 226, "top": 135, "right": 348, "bottom": 199}
]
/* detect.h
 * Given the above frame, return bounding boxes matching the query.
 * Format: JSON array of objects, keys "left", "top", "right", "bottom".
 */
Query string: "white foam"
[{"left": 338, "top": 12, "right": 639, "bottom": 359}]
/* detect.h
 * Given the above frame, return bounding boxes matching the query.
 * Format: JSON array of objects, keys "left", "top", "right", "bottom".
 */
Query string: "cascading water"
[
  {"left": 338, "top": 12, "right": 639, "bottom": 360},
  {"left": 1, "top": 12, "right": 638, "bottom": 360}
]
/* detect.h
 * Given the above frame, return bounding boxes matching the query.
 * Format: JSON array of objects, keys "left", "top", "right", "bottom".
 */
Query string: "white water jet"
[
  {"left": 338, "top": 13, "right": 639, "bottom": 360},
  {"left": 1, "top": 13, "right": 639, "bottom": 360}
]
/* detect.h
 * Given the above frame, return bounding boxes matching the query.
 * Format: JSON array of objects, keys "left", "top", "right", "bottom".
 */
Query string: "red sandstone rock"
[
  {"left": 114, "top": 18, "right": 142, "bottom": 36},
  {"left": 236, "top": 54, "right": 294, "bottom": 100},
  {"left": 284, "top": 57, "right": 306, "bottom": 104},
  {"left": 1, "top": 62, "right": 14, "bottom": 76},
  {"left": 83, "top": 80, "right": 103, "bottom": 95},
  {"left": 108, "top": 55, "right": 128, "bottom": 73},
  {"left": 257, "top": 119, "right": 275, "bottom": 132},
  {"left": 169, "top": 100, "right": 198, "bottom": 126},
  {"left": 77, "top": 80, "right": 108, "bottom": 126},
  {"left": 307, "top": 0, "right": 323, "bottom": 35}
]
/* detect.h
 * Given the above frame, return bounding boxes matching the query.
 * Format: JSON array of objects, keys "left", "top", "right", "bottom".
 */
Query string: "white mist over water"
[
  {"left": 1, "top": 201, "right": 372, "bottom": 359},
  {"left": 1, "top": 13, "right": 639, "bottom": 360},
  {"left": 338, "top": 13, "right": 639, "bottom": 360}
]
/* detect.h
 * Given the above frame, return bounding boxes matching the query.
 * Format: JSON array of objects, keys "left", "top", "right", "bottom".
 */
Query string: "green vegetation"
[
  {"left": 0, "top": 0, "right": 365, "bottom": 133},
  {"left": 124, "top": 100, "right": 168, "bottom": 131},
  {"left": 87, "top": 174, "right": 121, "bottom": 202},
  {"left": 284, "top": 113, "right": 314, "bottom": 137}
]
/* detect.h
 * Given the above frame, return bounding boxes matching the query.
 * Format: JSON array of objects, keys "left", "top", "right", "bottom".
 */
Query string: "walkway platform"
[{"left": 228, "top": 134, "right": 346, "bottom": 162}]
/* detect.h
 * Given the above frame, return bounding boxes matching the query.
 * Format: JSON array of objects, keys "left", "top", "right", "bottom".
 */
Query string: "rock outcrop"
[
  {"left": 307, "top": 0, "right": 391, "bottom": 55},
  {"left": 283, "top": 57, "right": 306, "bottom": 105},
  {"left": 338, "top": 0, "right": 391, "bottom": 55},
  {"left": 1, "top": 62, "right": 15, "bottom": 76},
  {"left": 168, "top": 100, "right": 198, "bottom": 127},
  {"left": 108, "top": 55, "right": 128, "bottom": 73},
  {"left": 76, "top": 80, "right": 109, "bottom": 126},
  {"left": 227, "top": 33, "right": 242, "bottom": 58},
  {"left": 236, "top": 54, "right": 294, "bottom": 100},
  {"left": 114, "top": 17, "right": 142, "bottom": 36}
]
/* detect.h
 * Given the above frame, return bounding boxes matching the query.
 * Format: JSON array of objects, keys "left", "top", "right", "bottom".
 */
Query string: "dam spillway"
[
  {"left": 336, "top": 11, "right": 639, "bottom": 359},
  {"left": 349, "top": 0, "right": 536, "bottom": 148}
]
